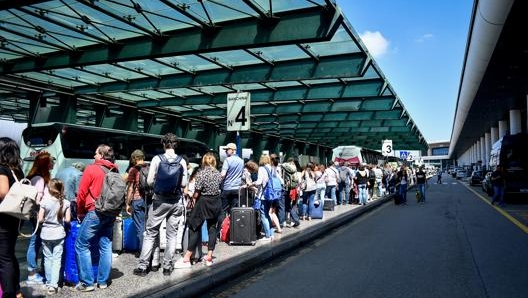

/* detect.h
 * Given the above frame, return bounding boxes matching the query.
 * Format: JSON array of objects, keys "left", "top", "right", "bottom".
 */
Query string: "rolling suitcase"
[
  {"left": 229, "top": 187, "right": 257, "bottom": 245},
  {"left": 393, "top": 193, "right": 402, "bottom": 205},
  {"left": 310, "top": 199, "right": 324, "bottom": 219}
]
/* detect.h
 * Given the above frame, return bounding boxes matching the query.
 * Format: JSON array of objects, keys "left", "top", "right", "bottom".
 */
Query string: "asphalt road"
[{"left": 207, "top": 175, "right": 528, "bottom": 298}]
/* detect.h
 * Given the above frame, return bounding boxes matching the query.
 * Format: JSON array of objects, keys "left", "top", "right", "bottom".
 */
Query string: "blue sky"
[{"left": 336, "top": 0, "right": 474, "bottom": 143}]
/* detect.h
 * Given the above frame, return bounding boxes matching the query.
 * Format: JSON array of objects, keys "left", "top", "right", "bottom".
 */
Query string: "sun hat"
[{"left": 225, "top": 143, "right": 237, "bottom": 150}]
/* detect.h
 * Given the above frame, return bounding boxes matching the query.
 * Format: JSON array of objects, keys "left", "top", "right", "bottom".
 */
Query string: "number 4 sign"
[{"left": 227, "top": 92, "right": 251, "bottom": 131}]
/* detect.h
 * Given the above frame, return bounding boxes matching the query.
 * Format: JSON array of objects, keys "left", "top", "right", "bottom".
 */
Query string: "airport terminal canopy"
[{"left": 0, "top": 0, "right": 428, "bottom": 151}]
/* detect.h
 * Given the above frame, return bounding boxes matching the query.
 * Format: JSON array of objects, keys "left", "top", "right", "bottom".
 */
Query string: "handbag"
[{"left": 0, "top": 170, "right": 38, "bottom": 221}]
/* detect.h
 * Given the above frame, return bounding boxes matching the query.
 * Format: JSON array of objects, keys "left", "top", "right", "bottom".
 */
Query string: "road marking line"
[{"left": 464, "top": 183, "right": 528, "bottom": 233}]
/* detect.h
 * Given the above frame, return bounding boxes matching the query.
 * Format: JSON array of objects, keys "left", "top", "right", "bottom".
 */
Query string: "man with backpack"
[
  {"left": 337, "top": 162, "right": 354, "bottom": 205},
  {"left": 281, "top": 157, "right": 300, "bottom": 228},
  {"left": 133, "top": 133, "right": 188, "bottom": 277},
  {"left": 125, "top": 149, "right": 150, "bottom": 257},
  {"left": 75, "top": 144, "right": 123, "bottom": 292}
]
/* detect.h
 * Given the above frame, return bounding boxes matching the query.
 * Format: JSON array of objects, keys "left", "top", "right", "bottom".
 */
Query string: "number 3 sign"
[
  {"left": 227, "top": 92, "right": 251, "bottom": 131},
  {"left": 382, "top": 140, "right": 393, "bottom": 156}
]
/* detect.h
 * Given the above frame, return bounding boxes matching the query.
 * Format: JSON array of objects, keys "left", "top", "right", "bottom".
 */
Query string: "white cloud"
[
  {"left": 415, "top": 33, "right": 434, "bottom": 43},
  {"left": 359, "top": 30, "right": 389, "bottom": 57}
]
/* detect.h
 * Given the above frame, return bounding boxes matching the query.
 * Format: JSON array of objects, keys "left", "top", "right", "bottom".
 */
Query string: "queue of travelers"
[{"left": 0, "top": 131, "right": 434, "bottom": 297}]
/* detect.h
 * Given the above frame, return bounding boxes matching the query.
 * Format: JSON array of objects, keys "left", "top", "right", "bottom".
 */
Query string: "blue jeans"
[
  {"left": 301, "top": 190, "right": 316, "bottom": 217},
  {"left": 42, "top": 239, "right": 64, "bottom": 288},
  {"left": 27, "top": 218, "right": 42, "bottom": 273},
  {"left": 417, "top": 183, "right": 426, "bottom": 202},
  {"left": 358, "top": 184, "right": 368, "bottom": 205},
  {"left": 75, "top": 211, "right": 115, "bottom": 287},
  {"left": 131, "top": 199, "right": 146, "bottom": 249},
  {"left": 338, "top": 182, "right": 351, "bottom": 204},
  {"left": 326, "top": 185, "right": 337, "bottom": 204},
  {"left": 315, "top": 184, "right": 326, "bottom": 202},
  {"left": 492, "top": 185, "right": 504, "bottom": 205},
  {"left": 277, "top": 195, "right": 286, "bottom": 227},
  {"left": 259, "top": 200, "right": 274, "bottom": 238},
  {"left": 399, "top": 184, "right": 408, "bottom": 203}
]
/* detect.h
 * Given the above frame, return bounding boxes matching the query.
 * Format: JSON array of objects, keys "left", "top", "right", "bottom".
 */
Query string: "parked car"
[
  {"left": 470, "top": 170, "right": 483, "bottom": 186},
  {"left": 456, "top": 169, "right": 468, "bottom": 179},
  {"left": 481, "top": 171, "right": 493, "bottom": 196}
]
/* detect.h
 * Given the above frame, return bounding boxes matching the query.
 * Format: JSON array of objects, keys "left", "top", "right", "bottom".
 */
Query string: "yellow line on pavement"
[{"left": 464, "top": 183, "right": 528, "bottom": 234}]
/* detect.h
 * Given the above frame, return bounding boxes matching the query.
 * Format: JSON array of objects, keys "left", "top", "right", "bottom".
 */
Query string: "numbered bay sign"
[
  {"left": 382, "top": 139, "right": 393, "bottom": 156},
  {"left": 227, "top": 92, "right": 251, "bottom": 131}
]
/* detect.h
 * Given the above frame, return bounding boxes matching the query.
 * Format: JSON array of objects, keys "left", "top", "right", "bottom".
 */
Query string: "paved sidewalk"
[{"left": 18, "top": 195, "right": 392, "bottom": 298}]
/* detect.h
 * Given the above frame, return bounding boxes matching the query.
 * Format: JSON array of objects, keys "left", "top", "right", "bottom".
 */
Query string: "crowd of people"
[{"left": 1, "top": 132, "right": 433, "bottom": 297}]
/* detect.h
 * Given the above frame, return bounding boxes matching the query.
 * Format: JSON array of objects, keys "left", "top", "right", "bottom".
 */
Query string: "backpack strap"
[
  {"left": 264, "top": 166, "right": 274, "bottom": 190},
  {"left": 88, "top": 165, "right": 109, "bottom": 201}
]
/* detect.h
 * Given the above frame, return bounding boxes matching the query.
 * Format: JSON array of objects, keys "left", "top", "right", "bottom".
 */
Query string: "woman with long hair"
[
  {"left": 300, "top": 162, "right": 317, "bottom": 220},
  {"left": 0, "top": 137, "right": 25, "bottom": 298},
  {"left": 175, "top": 152, "right": 222, "bottom": 268},
  {"left": 252, "top": 154, "right": 276, "bottom": 241},
  {"left": 25, "top": 151, "right": 55, "bottom": 285}
]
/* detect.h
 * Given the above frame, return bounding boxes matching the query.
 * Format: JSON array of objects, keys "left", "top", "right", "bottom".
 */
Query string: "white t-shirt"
[{"left": 40, "top": 195, "right": 70, "bottom": 241}]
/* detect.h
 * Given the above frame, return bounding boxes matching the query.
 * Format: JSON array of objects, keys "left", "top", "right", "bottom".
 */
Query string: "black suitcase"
[
  {"left": 393, "top": 193, "right": 402, "bottom": 205},
  {"left": 323, "top": 198, "right": 335, "bottom": 211},
  {"left": 229, "top": 187, "right": 257, "bottom": 246}
]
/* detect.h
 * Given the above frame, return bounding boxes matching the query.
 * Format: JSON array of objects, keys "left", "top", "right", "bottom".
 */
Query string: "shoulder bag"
[{"left": 0, "top": 170, "right": 38, "bottom": 221}]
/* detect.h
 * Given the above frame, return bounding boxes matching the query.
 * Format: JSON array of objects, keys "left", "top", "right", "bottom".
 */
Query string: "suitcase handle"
[{"left": 239, "top": 186, "right": 250, "bottom": 207}]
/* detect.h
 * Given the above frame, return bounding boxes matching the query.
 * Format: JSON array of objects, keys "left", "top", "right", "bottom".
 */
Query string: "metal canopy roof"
[
  {"left": 450, "top": 0, "right": 528, "bottom": 159},
  {"left": 0, "top": 0, "right": 428, "bottom": 151}
]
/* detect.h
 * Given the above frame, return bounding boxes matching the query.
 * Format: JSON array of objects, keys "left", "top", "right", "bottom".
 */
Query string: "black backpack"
[
  {"left": 135, "top": 164, "right": 154, "bottom": 204},
  {"left": 92, "top": 166, "right": 126, "bottom": 216},
  {"left": 153, "top": 155, "right": 184, "bottom": 196}
]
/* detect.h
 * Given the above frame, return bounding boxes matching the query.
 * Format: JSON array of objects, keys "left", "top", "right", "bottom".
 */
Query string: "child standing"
[{"left": 38, "top": 179, "right": 71, "bottom": 295}]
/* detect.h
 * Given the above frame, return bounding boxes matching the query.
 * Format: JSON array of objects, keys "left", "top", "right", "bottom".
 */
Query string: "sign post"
[
  {"left": 227, "top": 92, "right": 251, "bottom": 131},
  {"left": 227, "top": 92, "right": 250, "bottom": 157},
  {"left": 382, "top": 139, "right": 393, "bottom": 156}
]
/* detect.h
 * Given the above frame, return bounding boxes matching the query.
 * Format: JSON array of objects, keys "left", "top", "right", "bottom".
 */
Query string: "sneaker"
[
  {"left": 260, "top": 237, "right": 272, "bottom": 242},
  {"left": 173, "top": 258, "right": 191, "bottom": 269},
  {"left": 133, "top": 267, "right": 149, "bottom": 277},
  {"left": 27, "top": 273, "right": 44, "bottom": 285},
  {"left": 74, "top": 283, "right": 94, "bottom": 292},
  {"left": 204, "top": 257, "right": 213, "bottom": 267},
  {"left": 97, "top": 283, "right": 108, "bottom": 289},
  {"left": 47, "top": 286, "right": 57, "bottom": 295}
]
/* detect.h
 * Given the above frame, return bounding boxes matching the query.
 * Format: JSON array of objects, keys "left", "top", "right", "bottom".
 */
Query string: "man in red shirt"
[{"left": 75, "top": 144, "right": 120, "bottom": 292}]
